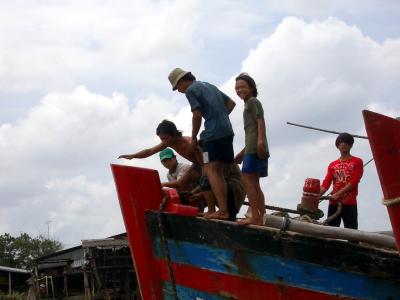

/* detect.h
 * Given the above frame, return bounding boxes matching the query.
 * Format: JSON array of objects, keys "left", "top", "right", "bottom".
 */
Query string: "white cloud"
[
  {"left": 1, "top": 10, "right": 400, "bottom": 246},
  {"left": 0, "top": 0, "right": 200, "bottom": 94},
  {"left": 0, "top": 85, "right": 180, "bottom": 244}
]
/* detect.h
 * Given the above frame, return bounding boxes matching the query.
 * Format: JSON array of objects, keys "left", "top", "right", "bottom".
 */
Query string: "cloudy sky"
[{"left": 1, "top": 0, "right": 399, "bottom": 248}]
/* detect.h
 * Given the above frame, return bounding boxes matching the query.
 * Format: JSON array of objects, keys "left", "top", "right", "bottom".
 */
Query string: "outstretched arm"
[{"left": 118, "top": 143, "right": 165, "bottom": 160}]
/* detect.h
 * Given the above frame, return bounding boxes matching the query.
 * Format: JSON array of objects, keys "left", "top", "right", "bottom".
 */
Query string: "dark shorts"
[
  {"left": 327, "top": 204, "right": 358, "bottom": 229},
  {"left": 200, "top": 135, "right": 234, "bottom": 164},
  {"left": 242, "top": 154, "right": 268, "bottom": 177}
]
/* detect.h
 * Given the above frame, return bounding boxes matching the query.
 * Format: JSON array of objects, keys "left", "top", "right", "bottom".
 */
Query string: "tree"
[{"left": 0, "top": 233, "right": 63, "bottom": 270}]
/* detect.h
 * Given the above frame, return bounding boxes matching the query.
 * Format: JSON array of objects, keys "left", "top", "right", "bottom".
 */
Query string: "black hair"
[
  {"left": 235, "top": 73, "right": 258, "bottom": 97},
  {"left": 179, "top": 72, "right": 196, "bottom": 82},
  {"left": 335, "top": 132, "right": 354, "bottom": 147},
  {"left": 156, "top": 120, "right": 182, "bottom": 137}
]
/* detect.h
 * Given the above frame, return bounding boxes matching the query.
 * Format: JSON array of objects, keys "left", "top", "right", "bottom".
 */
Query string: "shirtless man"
[
  {"left": 118, "top": 119, "right": 243, "bottom": 219},
  {"left": 118, "top": 119, "right": 203, "bottom": 190}
]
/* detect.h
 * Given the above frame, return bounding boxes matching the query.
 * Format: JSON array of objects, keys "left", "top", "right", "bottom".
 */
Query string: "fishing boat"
[{"left": 111, "top": 110, "right": 400, "bottom": 299}]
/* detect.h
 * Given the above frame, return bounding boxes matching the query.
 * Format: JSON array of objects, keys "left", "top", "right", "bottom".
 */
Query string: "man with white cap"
[{"left": 168, "top": 68, "right": 236, "bottom": 220}]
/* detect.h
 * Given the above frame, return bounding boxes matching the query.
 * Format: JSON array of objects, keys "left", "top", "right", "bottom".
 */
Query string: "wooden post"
[
  {"left": 45, "top": 276, "right": 49, "bottom": 299},
  {"left": 50, "top": 276, "right": 55, "bottom": 300},
  {"left": 83, "top": 268, "right": 92, "bottom": 300},
  {"left": 8, "top": 272, "right": 11, "bottom": 295},
  {"left": 63, "top": 270, "right": 69, "bottom": 297},
  {"left": 91, "top": 272, "right": 95, "bottom": 297}
]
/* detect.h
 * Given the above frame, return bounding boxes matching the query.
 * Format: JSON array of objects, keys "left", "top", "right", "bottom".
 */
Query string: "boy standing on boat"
[
  {"left": 319, "top": 133, "right": 363, "bottom": 229},
  {"left": 168, "top": 68, "right": 236, "bottom": 220},
  {"left": 234, "top": 73, "right": 270, "bottom": 225}
]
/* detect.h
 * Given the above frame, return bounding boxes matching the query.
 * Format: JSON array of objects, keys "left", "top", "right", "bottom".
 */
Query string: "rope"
[
  {"left": 297, "top": 214, "right": 319, "bottom": 224},
  {"left": 274, "top": 215, "right": 291, "bottom": 240},
  {"left": 157, "top": 196, "right": 178, "bottom": 300},
  {"left": 323, "top": 202, "right": 342, "bottom": 225},
  {"left": 382, "top": 196, "right": 400, "bottom": 207}
]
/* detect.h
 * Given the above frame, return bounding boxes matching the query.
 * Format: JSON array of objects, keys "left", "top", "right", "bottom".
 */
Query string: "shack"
[
  {"left": 0, "top": 265, "right": 30, "bottom": 295},
  {"left": 35, "top": 233, "right": 139, "bottom": 299}
]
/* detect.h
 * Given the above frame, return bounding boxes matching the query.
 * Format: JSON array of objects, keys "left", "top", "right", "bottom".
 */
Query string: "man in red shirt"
[{"left": 319, "top": 132, "right": 363, "bottom": 229}]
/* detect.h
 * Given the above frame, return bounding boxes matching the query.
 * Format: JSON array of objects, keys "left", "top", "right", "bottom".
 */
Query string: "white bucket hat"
[{"left": 168, "top": 68, "right": 190, "bottom": 90}]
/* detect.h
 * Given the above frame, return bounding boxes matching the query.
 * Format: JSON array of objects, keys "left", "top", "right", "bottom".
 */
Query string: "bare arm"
[
  {"left": 234, "top": 148, "right": 245, "bottom": 164},
  {"left": 330, "top": 183, "right": 354, "bottom": 202},
  {"left": 319, "top": 186, "right": 328, "bottom": 197},
  {"left": 118, "top": 143, "right": 165, "bottom": 160},
  {"left": 161, "top": 180, "right": 180, "bottom": 189},
  {"left": 225, "top": 98, "right": 236, "bottom": 114},
  {"left": 256, "top": 117, "right": 268, "bottom": 159},
  {"left": 191, "top": 109, "right": 202, "bottom": 141}
]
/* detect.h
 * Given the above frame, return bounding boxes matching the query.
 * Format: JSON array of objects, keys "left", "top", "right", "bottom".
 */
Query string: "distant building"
[
  {"left": 34, "top": 233, "right": 139, "bottom": 299},
  {"left": 0, "top": 265, "right": 30, "bottom": 295}
]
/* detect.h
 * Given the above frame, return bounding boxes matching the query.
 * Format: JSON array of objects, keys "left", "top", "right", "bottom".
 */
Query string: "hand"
[
  {"left": 234, "top": 153, "right": 243, "bottom": 164},
  {"left": 257, "top": 142, "right": 268, "bottom": 160},
  {"left": 329, "top": 193, "right": 341, "bottom": 202},
  {"left": 190, "top": 137, "right": 198, "bottom": 149},
  {"left": 118, "top": 154, "right": 133, "bottom": 160},
  {"left": 188, "top": 192, "right": 202, "bottom": 204}
]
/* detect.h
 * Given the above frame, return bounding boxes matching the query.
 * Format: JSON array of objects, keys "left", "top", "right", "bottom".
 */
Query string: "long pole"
[
  {"left": 46, "top": 220, "right": 51, "bottom": 240},
  {"left": 286, "top": 122, "right": 368, "bottom": 139}
]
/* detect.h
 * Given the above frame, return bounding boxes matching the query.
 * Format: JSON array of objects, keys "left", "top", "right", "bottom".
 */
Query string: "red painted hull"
[{"left": 363, "top": 110, "right": 400, "bottom": 251}]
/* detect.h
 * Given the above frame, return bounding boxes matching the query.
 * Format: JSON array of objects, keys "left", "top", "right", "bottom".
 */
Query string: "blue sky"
[{"left": 1, "top": 0, "right": 399, "bottom": 247}]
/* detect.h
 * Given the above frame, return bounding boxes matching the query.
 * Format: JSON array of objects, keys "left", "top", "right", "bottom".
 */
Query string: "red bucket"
[
  {"left": 300, "top": 195, "right": 319, "bottom": 211},
  {"left": 303, "top": 178, "right": 321, "bottom": 194}
]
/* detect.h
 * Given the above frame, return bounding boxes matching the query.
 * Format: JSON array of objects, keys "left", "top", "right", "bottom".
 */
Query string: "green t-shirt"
[{"left": 243, "top": 97, "right": 270, "bottom": 156}]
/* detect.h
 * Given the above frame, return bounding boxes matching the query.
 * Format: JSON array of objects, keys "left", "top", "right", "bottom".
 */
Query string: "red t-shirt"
[{"left": 321, "top": 156, "right": 363, "bottom": 205}]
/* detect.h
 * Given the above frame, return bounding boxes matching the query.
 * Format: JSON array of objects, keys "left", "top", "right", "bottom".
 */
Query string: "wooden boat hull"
[
  {"left": 146, "top": 212, "right": 400, "bottom": 300},
  {"left": 111, "top": 164, "right": 400, "bottom": 300}
]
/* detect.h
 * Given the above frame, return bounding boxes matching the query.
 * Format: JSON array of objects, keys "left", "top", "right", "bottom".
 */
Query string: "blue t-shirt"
[{"left": 185, "top": 81, "right": 234, "bottom": 141}]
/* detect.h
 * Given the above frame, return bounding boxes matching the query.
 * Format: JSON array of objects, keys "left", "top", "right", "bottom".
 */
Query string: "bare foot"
[
  {"left": 237, "top": 217, "right": 261, "bottom": 225},
  {"left": 205, "top": 210, "right": 229, "bottom": 220},
  {"left": 203, "top": 211, "right": 215, "bottom": 219}
]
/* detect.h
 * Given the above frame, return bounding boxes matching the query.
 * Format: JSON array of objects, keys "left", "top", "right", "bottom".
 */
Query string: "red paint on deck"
[
  {"left": 363, "top": 110, "right": 400, "bottom": 252},
  {"left": 155, "top": 259, "right": 355, "bottom": 300},
  {"left": 111, "top": 165, "right": 163, "bottom": 300}
]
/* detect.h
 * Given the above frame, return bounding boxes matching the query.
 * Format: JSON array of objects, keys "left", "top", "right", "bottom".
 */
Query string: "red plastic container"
[
  {"left": 167, "top": 204, "right": 199, "bottom": 217},
  {"left": 300, "top": 195, "right": 319, "bottom": 211},
  {"left": 303, "top": 178, "right": 321, "bottom": 194}
]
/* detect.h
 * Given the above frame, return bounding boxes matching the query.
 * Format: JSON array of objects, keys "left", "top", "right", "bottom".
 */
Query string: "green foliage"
[
  {"left": 0, "top": 293, "right": 26, "bottom": 300},
  {"left": 0, "top": 233, "right": 62, "bottom": 270}
]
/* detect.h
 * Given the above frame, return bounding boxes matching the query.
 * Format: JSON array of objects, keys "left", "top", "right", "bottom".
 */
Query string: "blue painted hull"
[{"left": 147, "top": 212, "right": 400, "bottom": 300}]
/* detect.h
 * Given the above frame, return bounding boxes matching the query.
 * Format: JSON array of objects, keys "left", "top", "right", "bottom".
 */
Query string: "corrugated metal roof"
[{"left": 0, "top": 265, "right": 29, "bottom": 274}]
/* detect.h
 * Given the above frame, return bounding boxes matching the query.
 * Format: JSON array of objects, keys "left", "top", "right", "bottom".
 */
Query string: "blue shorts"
[{"left": 242, "top": 154, "right": 268, "bottom": 177}]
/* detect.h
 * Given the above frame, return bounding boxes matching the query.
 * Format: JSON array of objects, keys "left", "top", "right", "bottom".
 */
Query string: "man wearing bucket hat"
[
  {"left": 168, "top": 68, "right": 236, "bottom": 220},
  {"left": 319, "top": 132, "right": 364, "bottom": 229}
]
